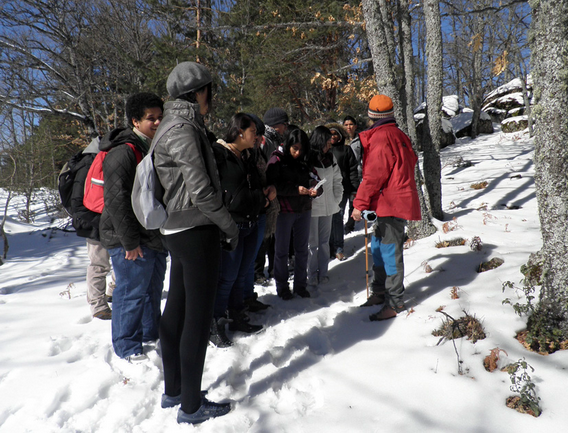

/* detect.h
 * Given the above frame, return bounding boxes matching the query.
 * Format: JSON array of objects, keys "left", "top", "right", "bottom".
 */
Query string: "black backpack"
[{"left": 58, "top": 150, "right": 93, "bottom": 216}]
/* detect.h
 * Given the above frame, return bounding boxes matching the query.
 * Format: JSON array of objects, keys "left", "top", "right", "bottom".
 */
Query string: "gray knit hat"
[
  {"left": 166, "top": 62, "right": 212, "bottom": 99},
  {"left": 263, "top": 107, "right": 289, "bottom": 127}
]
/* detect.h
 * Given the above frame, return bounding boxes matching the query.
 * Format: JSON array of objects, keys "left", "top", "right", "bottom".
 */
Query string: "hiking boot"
[
  {"left": 294, "top": 287, "right": 311, "bottom": 298},
  {"left": 209, "top": 318, "right": 232, "bottom": 348},
  {"left": 228, "top": 309, "right": 263, "bottom": 334},
  {"left": 177, "top": 398, "right": 231, "bottom": 424},
  {"left": 369, "top": 305, "right": 404, "bottom": 321},
  {"left": 360, "top": 293, "right": 385, "bottom": 307},
  {"left": 255, "top": 276, "right": 268, "bottom": 286},
  {"left": 244, "top": 297, "right": 270, "bottom": 312},
  {"left": 93, "top": 308, "right": 112, "bottom": 320},
  {"left": 278, "top": 288, "right": 294, "bottom": 300}
]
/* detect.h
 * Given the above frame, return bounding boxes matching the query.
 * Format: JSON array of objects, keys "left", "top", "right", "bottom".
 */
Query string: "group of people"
[{"left": 69, "top": 61, "right": 421, "bottom": 425}]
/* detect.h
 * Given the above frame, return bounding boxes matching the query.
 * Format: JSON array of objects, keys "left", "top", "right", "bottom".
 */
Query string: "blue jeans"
[
  {"left": 274, "top": 210, "right": 311, "bottom": 294},
  {"left": 109, "top": 246, "right": 167, "bottom": 358},
  {"left": 244, "top": 213, "right": 267, "bottom": 300},
  {"left": 214, "top": 222, "right": 259, "bottom": 317}
]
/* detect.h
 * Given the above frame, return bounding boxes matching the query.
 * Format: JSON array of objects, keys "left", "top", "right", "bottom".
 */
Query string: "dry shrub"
[
  {"left": 435, "top": 237, "right": 466, "bottom": 248},
  {"left": 515, "top": 330, "right": 568, "bottom": 355},
  {"left": 422, "top": 260, "right": 433, "bottom": 273},
  {"left": 432, "top": 311, "right": 486, "bottom": 343},
  {"left": 403, "top": 238, "right": 415, "bottom": 249},
  {"left": 506, "top": 396, "right": 540, "bottom": 417},
  {"left": 469, "top": 236, "right": 482, "bottom": 251},
  {"left": 450, "top": 286, "right": 460, "bottom": 299},
  {"left": 442, "top": 217, "right": 459, "bottom": 233},
  {"left": 471, "top": 181, "right": 489, "bottom": 190},
  {"left": 484, "top": 347, "right": 508, "bottom": 372},
  {"left": 478, "top": 257, "right": 504, "bottom": 272},
  {"left": 436, "top": 305, "right": 446, "bottom": 312}
]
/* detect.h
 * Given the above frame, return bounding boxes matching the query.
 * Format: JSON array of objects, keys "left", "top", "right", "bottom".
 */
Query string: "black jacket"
[
  {"left": 266, "top": 150, "right": 319, "bottom": 214},
  {"left": 99, "top": 128, "right": 163, "bottom": 252},
  {"left": 212, "top": 141, "right": 266, "bottom": 224},
  {"left": 71, "top": 138, "right": 100, "bottom": 240},
  {"left": 330, "top": 142, "right": 360, "bottom": 195}
]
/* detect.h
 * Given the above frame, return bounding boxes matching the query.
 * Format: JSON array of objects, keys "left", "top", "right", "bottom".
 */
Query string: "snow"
[
  {"left": 442, "top": 95, "right": 460, "bottom": 117},
  {"left": 1, "top": 126, "right": 567, "bottom": 433},
  {"left": 484, "top": 77, "right": 532, "bottom": 102},
  {"left": 503, "top": 115, "right": 529, "bottom": 125}
]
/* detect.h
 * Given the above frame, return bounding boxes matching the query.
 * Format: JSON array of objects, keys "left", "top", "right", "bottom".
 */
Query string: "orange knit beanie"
[{"left": 368, "top": 95, "right": 394, "bottom": 119}]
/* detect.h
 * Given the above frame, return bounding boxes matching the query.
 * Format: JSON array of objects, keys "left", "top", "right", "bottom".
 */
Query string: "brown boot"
[
  {"left": 93, "top": 308, "right": 112, "bottom": 320},
  {"left": 360, "top": 293, "right": 385, "bottom": 307},
  {"left": 369, "top": 305, "right": 399, "bottom": 321}
]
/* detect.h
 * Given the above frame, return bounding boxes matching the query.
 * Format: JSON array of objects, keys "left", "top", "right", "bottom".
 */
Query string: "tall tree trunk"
[
  {"left": 399, "top": 0, "right": 436, "bottom": 239},
  {"left": 422, "top": 0, "right": 444, "bottom": 220},
  {"left": 527, "top": 0, "right": 568, "bottom": 349},
  {"left": 361, "top": 0, "right": 404, "bottom": 122}
]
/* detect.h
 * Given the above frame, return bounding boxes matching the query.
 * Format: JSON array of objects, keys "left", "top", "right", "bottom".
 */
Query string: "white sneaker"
[{"left": 126, "top": 353, "right": 148, "bottom": 363}]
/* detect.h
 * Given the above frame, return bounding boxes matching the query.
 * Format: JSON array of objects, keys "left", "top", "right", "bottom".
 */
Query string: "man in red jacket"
[{"left": 352, "top": 94, "right": 421, "bottom": 321}]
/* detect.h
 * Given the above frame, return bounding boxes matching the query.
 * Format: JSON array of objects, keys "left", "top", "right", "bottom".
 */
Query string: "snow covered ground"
[{"left": 1, "top": 126, "right": 566, "bottom": 433}]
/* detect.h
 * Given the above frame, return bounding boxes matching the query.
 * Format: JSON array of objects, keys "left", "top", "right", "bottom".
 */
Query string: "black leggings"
[{"left": 160, "top": 226, "right": 220, "bottom": 414}]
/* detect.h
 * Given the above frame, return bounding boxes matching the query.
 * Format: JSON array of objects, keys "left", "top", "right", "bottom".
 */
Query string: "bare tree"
[
  {"left": 0, "top": 0, "right": 161, "bottom": 137},
  {"left": 398, "top": 0, "right": 437, "bottom": 239}
]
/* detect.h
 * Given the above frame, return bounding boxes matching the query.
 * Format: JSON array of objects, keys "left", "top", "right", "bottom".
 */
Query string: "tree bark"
[
  {"left": 422, "top": 0, "right": 444, "bottom": 220},
  {"left": 361, "top": 0, "right": 404, "bottom": 122},
  {"left": 399, "top": 0, "right": 437, "bottom": 239},
  {"left": 528, "top": 0, "right": 568, "bottom": 344}
]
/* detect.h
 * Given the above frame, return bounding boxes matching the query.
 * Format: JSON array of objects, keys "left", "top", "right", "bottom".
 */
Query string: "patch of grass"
[
  {"left": 471, "top": 181, "right": 489, "bottom": 190},
  {"left": 478, "top": 257, "right": 504, "bottom": 272},
  {"left": 470, "top": 180, "right": 489, "bottom": 189},
  {"left": 432, "top": 311, "right": 486, "bottom": 343},
  {"left": 435, "top": 237, "right": 467, "bottom": 248}
]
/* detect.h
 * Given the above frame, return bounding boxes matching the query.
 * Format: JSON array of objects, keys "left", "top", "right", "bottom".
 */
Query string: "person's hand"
[
  {"left": 264, "top": 185, "right": 277, "bottom": 201},
  {"left": 298, "top": 186, "right": 310, "bottom": 195},
  {"left": 352, "top": 208, "right": 362, "bottom": 222},
  {"left": 125, "top": 246, "right": 143, "bottom": 261},
  {"left": 222, "top": 235, "right": 238, "bottom": 251},
  {"left": 308, "top": 188, "right": 318, "bottom": 197}
]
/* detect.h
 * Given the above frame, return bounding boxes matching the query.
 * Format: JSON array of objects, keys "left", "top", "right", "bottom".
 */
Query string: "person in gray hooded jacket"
[{"left": 153, "top": 61, "right": 237, "bottom": 425}]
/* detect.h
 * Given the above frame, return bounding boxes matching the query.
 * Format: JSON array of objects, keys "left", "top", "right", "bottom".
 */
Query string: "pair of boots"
[{"left": 209, "top": 309, "right": 263, "bottom": 348}]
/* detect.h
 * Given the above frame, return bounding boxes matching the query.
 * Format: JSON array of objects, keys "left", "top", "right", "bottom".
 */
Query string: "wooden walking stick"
[{"left": 364, "top": 218, "right": 370, "bottom": 298}]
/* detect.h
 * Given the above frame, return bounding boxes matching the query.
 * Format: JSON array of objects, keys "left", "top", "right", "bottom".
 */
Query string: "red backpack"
[{"left": 84, "top": 142, "right": 142, "bottom": 213}]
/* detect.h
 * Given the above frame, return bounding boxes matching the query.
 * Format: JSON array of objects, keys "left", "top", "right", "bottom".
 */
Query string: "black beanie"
[{"left": 263, "top": 107, "right": 289, "bottom": 127}]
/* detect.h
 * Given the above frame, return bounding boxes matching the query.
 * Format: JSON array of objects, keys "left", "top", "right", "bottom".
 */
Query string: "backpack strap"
[{"left": 125, "top": 142, "right": 143, "bottom": 164}]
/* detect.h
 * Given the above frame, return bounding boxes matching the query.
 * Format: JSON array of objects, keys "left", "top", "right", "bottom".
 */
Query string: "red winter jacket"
[{"left": 353, "top": 120, "right": 421, "bottom": 221}]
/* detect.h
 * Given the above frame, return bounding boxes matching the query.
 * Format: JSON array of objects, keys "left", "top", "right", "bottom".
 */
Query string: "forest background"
[{"left": 0, "top": 0, "right": 531, "bottom": 202}]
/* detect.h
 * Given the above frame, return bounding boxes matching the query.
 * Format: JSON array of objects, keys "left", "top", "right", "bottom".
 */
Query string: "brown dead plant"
[{"left": 484, "top": 347, "right": 508, "bottom": 372}]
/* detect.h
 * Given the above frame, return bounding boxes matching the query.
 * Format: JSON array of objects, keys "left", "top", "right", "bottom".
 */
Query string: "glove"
[{"left": 221, "top": 235, "right": 238, "bottom": 251}]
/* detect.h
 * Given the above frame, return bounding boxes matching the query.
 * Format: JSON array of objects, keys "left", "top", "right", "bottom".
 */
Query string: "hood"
[
  {"left": 83, "top": 136, "right": 101, "bottom": 154},
  {"left": 99, "top": 127, "right": 141, "bottom": 152},
  {"left": 325, "top": 122, "right": 348, "bottom": 146}
]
